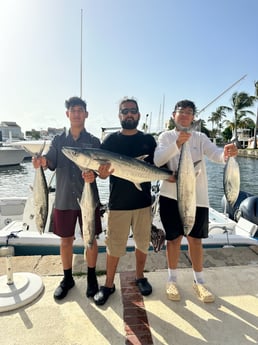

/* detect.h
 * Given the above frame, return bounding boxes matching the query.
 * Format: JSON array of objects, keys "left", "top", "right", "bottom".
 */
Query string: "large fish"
[
  {"left": 79, "top": 181, "right": 100, "bottom": 248},
  {"left": 176, "top": 121, "right": 201, "bottom": 236},
  {"left": 62, "top": 147, "right": 174, "bottom": 191},
  {"left": 24, "top": 142, "right": 49, "bottom": 234},
  {"left": 223, "top": 157, "right": 240, "bottom": 207}
]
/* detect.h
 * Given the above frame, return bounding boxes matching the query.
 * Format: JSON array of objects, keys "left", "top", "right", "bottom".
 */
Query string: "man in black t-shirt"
[{"left": 94, "top": 97, "right": 156, "bottom": 306}]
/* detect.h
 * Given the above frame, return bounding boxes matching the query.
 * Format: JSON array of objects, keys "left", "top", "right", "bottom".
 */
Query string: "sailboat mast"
[
  {"left": 80, "top": 9, "right": 83, "bottom": 98},
  {"left": 161, "top": 94, "right": 165, "bottom": 130}
]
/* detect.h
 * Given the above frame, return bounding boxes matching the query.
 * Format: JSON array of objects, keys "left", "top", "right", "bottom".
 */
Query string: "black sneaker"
[
  {"left": 135, "top": 278, "right": 152, "bottom": 296},
  {"left": 54, "top": 278, "right": 75, "bottom": 300},
  {"left": 94, "top": 285, "right": 116, "bottom": 306},
  {"left": 86, "top": 277, "right": 99, "bottom": 298}
]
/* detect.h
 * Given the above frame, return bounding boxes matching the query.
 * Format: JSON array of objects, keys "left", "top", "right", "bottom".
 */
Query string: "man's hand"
[
  {"left": 176, "top": 131, "right": 191, "bottom": 149},
  {"left": 98, "top": 163, "right": 114, "bottom": 179},
  {"left": 32, "top": 156, "right": 47, "bottom": 169},
  {"left": 82, "top": 170, "right": 96, "bottom": 183},
  {"left": 224, "top": 143, "right": 238, "bottom": 160}
]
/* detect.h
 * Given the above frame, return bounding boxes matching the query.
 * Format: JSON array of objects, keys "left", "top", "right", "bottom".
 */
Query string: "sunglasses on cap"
[{"left": 120, "top": 108, "right": 138, "bottom": 115}]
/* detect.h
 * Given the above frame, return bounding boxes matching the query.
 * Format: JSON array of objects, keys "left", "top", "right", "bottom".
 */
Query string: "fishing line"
[{"left": 196, "top": 74, "right": 247, "bottom": 117}]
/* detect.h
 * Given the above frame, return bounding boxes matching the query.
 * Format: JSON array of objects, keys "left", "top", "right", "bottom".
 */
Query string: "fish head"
[{"left": 62, "top": 146, "right": 92, "bottom": 170}]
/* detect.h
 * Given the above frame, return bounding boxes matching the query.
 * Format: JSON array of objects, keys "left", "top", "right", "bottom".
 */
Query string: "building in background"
[{"left": 0, "top": 122, "right": 24, "bottom": 142}]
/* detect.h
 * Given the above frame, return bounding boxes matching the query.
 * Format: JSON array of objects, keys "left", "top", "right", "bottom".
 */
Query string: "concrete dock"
[{"left": 0, "top": 246, "right": 258, "bottom": 345}]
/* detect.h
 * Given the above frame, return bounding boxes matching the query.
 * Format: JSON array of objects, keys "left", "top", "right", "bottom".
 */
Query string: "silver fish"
[
  {"left": 62, "top": 147, "right": 174, "bottom": 191},
  {"left": 33, "top": 165, "right": 49, "bottom": 234},
  {"left": 223, "top": 157, "right": 240, "bottom": 207},
  {"left": 176, "top": 121, "right": 201, "bottom": 235},
  {"left": 79, "top": 182, "right": 100, "bottom": 248},
  {"left": 25, "top": 142, "right": 49, "bottom": 234}
]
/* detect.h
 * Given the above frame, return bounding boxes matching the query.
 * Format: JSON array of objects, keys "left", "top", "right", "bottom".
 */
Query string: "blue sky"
[{"left": 0, "top": 0, "right": 257, "bottom": 138}]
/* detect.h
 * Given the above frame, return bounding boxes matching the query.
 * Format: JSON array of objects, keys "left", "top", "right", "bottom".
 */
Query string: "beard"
[{"left": 121, "top": 118, "right": 139, "bottom": 129}]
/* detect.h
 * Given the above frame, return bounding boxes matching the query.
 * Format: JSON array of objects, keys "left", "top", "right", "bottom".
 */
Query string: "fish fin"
[
  {"left": 30, "top": 141, "right": 46, "bottom": 158},
  {"left": 193, "top": 160, "right": 202, "bottom": 167},
  {"left": 135, "top": 183, "right": 143, "bottom": 191},
  {"left": 195, "top": 169, "right": 201, "bottom": 177},
  {"left": 230, "top": 136, "right": 242, "bottom": 149},
  {"left": 38, "top": 141, "right": 46, "bottom": 156},
  {"left": 25, "top": 141, "right": 46, "bottom": 158},
  {"left": 135, "top": 155, "right": 149, "bottom": 161}
]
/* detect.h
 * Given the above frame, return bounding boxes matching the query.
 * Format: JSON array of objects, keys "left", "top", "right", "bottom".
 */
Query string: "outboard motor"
[
  {"left": 221, "top": 190, "right": 253, "bottom": 221},
  {"left": 238, "top": 196, "right": 258, "bottom": 235}
]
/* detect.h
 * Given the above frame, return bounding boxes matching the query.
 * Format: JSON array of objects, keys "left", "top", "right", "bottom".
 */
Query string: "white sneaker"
[
  {"left": 166, "top": 282, "right": 181, "bottom": 301},
  {"left": 193, "top": 282, "right": 215, "bottom": 303}
]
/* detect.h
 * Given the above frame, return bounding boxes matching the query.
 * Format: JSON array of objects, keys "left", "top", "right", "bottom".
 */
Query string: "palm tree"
[
  {"left": 227, "top": 91, "right": 256, "bottom": 139},
  {"left": 208, "top": 106, "right": 231, "bottom": 137}
]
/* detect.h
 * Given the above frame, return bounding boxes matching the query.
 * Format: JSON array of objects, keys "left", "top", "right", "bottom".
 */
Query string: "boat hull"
[{"left": 0, "top": 147, "right": 27, "bottom": 166}]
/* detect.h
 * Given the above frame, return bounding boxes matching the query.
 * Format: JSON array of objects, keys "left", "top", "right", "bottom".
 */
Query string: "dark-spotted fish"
[
  {"left": 26, "top": 142, "right": 49, "bottom": 234},
  {"left": 176, "top": 120, "right": 201, "bottom": 235},
  {"left": 33, "top": 164, "right": 49, "bottom": 234},
  {"left": 62, "top": 147, "right": 174, "bottom": 191},
  {"left": 79, "top": 181, "right": 100, "bottom": 248}
]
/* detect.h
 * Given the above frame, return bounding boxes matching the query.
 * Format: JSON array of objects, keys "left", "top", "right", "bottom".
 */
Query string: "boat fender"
[
  {"left": 238, "top": 196, "right": 258, "bottom": 233},
  {"left": 221, "top": 190, "right": 253, "bottom": 221}
]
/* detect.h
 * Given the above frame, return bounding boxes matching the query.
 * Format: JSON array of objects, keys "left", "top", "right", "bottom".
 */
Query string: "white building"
[{"left": 0, "top": 122, "right": 24, "bottom": 142}]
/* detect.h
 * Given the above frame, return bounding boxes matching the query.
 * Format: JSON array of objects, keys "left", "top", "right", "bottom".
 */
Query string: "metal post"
[
  {"left": 6, "top": 255, "right": 13, "bottom": 285},
  {"left": 0, "top": 246, "right": 15, "bottom": 285}
]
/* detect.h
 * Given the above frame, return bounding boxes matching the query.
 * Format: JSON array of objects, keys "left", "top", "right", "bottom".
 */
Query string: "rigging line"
[
  {"left": 80, "top": 8, "right": 83, "bottom": 98},
  {"left": 196, "top": 74, "right": 247, "bottom": 117}
]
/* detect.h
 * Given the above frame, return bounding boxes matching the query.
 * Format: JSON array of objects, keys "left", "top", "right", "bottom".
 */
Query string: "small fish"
[
  {"left": 223, "top": 156, "right": 240, "bottom": 207},
  {"left": 25, "top": 142, "right": 49, "bottom": 234},
  {"left": 33, "top": 165, "right": 49, "bottom": 234},
  {"left": 79, "top": 181, "right": 100, "bottom": 248},
  {"left": 62, "top": 147, "right": 174, "bottom": 191},
  {"left": 175, "top": 120, "right": 201, "bottom": 235}
]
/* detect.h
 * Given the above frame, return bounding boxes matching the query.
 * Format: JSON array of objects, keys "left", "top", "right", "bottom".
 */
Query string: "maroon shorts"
[{"left": 53, "top": 208, "right": 102, "bottom": 238}]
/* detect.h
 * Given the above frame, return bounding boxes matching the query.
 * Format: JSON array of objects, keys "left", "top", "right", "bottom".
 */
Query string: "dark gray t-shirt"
[{"left": 46, "top": 129, "right": 100, "bottom": 210}]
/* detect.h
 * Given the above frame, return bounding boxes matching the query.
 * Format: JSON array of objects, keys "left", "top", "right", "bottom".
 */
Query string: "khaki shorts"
[{"left": 105, "top": 206, "right": 152, "bottom": 257}]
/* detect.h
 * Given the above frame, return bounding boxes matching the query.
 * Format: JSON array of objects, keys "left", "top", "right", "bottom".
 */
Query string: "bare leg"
[
  {"left": 105, "top": 254, "right": 119, "bottom": 288},
  {"left": 85, "top": 238, "right": 99, "bottom": 297},
  {"left": 135, "top": 248, "right": 147, "bottom": 279},
  {"left": 85, "top": 238, "right": 98, "bottom": 268},
  {"left": 60, "top": 236, "right": 74, "bottom": 269},
  {"left": 187, "top": 237, "right": 203, "bottom": 272},
  {"left": 54, "top": 236, "right": 75, "bottom": 300},
  {"left": 166, "top": 236, "right": 183, "bottom": 269}
]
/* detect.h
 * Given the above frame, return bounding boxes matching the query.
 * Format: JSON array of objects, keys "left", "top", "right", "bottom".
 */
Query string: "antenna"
[{"left": 80, "top": 9, "right": 83, "bottom": 98}]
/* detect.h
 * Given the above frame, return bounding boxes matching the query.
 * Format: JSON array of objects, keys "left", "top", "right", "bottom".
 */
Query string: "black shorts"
[
  {"left": 53, "top": 208, "right": 102, "bottom": 238},
  {"left": 159, "top": 196, "right": 208, "bottom": 240}
]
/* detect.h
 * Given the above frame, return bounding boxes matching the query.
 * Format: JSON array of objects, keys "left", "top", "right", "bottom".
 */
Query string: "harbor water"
[{"left": 0, "top": 157, "right": 258, "bottom": 212}]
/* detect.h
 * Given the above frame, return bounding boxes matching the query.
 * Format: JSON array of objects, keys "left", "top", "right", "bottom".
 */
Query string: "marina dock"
[{"left": 0, "top": 246, "right": 258, "bottom": 345}]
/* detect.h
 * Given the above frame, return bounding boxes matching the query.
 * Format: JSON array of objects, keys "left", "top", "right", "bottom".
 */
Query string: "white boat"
[
  {"left": 0, "top": 197, "right": 27, "bottom": 229},
  {"left": 0, "top": 146, "right": 28, "bottom": 167}
]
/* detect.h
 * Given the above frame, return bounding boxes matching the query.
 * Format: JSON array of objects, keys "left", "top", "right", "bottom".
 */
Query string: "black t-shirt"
[{"left": 101, "top": 131, "right": 157, "bottom": 210}]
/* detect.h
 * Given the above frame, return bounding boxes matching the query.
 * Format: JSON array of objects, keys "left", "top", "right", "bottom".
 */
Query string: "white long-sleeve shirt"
[{"left": 154, "top": 129, "right": 225, "bottom": 207}]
